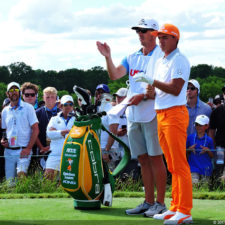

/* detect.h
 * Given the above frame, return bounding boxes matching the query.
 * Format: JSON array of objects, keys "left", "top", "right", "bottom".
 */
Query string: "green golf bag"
[{"left": 60, "top": 86, "right": 130, "bottom": 209}]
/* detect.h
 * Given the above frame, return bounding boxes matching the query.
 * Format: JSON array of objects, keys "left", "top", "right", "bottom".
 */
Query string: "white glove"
[{"left": 134, "top": 72, "right": 154, "bottom": 85}]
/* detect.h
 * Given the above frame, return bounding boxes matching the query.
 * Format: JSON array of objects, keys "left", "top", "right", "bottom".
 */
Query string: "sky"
[{"left": 0, "top": 0, "right": 224, "bottom": 71}]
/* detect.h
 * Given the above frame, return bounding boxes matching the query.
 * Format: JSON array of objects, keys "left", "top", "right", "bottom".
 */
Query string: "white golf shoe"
[{"left": 164, "top": 211, "right": 193, "bottom": 225}]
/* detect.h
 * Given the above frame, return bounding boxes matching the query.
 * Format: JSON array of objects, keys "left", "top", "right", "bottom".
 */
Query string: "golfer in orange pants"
[
  {"left": 134, "top": 23, "right": 193, "bottom": 224},
  {"left": 157, "top": 106, "right": 192, "bottom": 215}
]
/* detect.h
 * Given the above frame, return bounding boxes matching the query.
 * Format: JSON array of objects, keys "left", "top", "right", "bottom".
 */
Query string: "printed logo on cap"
[{"left": 139, "top": 19, "right": 147, "bottom": 26}]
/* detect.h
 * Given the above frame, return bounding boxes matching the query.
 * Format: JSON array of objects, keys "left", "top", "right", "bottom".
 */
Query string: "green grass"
[
  {"left": 0, "top": 172, "right": 224, "bottom": 200},
  {"left": 0, "top": 197, "right": 224, "bottom": 225}
]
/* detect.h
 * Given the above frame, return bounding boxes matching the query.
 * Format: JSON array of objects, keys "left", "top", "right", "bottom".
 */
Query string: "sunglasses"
[
  {"left": 195, "top": 123, "right": 204, "bottom": 127},
  {"left": 187, "top": 87, "right": 196, "bottom": 91},
  {"left": 63, "top": 102, "right": 73, "bottom": 107},
  {"left": 24, "top": 93, "right": 36, "bottom": 97},
  {"left": 9, "top": 88, "right": 20, "bottom": 93},
  {"left": 136, "top": 29, "right": 154, "bottom": 34}
]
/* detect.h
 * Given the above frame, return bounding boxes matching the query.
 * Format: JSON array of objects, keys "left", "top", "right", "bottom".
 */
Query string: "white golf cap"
[
  {"left": 131, "top": 18, "right": 159, "bottom": 30},
  {"left": 195, "top": 114, "right": 209, "bottom": 125},
  {"left": 60, "top": 95, "right": 74, "bottom": 104},
  {"left": 188, "top": 79, "right": 200, "bottom": 94},
  {"left": 113, "top": 88, "right": 128, "bottom": 97},
  {"left": 7, "top": 82, "right": 20, "bottom": 91}
]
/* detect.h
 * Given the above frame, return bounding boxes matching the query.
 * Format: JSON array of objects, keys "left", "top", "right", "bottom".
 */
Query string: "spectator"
[
  {"left": 95, "top": 84, "right": 119, "bottom": 170},
  {"left": 21, "top": 82, "right": 39, "bottom": 109},
  {"left": 213, "top": 95, "right": 222, "bottom": 109},
  {"left": 0, "top": 98, "right": 11, "bottom": 181},
  {"left": 36, "top": 87, "right": 61, "bottom": 170},
  {"left": 113, "top": 88, "right": 129, "bottom": 151},
  {"left": 97, "top": 18, "right": 167, "bottom": 217},
  {"left": 186, "top": 79, "right": 212, "bottom": 135},
  {"left": 0, "top": 98, "right": 10, "bottom": 181},
  {"left": 134, "top": 23, "right": 193, "bottom": 223},
  {"left": 223, "top": 85, "right": 225, "bottom": 104},
  {"left": 187, "top": 115, "right": 214, "bottom": 185},
  {"left": 113, "top": 87, "right": 141, "bottom": 180},
  {"left": 21, "top": 82, "right": 40, "bottom": 173},
  {"left": 1, "top": 82, "right": 39, "bottom": 184},
  {"left": 45, "top": 95, "right": 75, "bottom": 180},
  {"left": 209, "top": 85, "right": 225, "bottom": 184}
]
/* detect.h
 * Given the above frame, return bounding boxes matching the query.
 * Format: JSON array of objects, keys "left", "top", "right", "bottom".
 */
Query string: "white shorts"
[
  {"left": 127, "top": 116, "right": 162, "bottom": 159},
  {"left": 4, "top": 148, "right": 32, "bottom": 180},
  {"left": 45, "top": 156, "right": 61, "bottom": 171}
]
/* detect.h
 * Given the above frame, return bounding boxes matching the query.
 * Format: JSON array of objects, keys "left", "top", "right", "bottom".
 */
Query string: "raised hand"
[{"left": 96, "top": 41, "right": 111, "bottom": 58}]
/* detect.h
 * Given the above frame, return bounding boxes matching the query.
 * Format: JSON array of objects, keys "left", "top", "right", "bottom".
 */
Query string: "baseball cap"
[
  {"left": 131, "top": 18, "right": 159, "bottom": 30},
  {"left": 222, "top": 85, "right": 225, "bottom": 92},
  {"left": 152, "top": 24, "right": 180, "bottom": 40},
  {"left": 188, "top": 79, "right": 200, "bottom": 94},
  {"left": 195, "top": 114, "right": 209, "bottom": 125},
  {"left": 7, "top": 82, "right": 20, "bottom": 91},
  {"left": 214, "top": 94, "right": 221, "bottom": 100},
  {"left": 60, "top": 95, "right": 74, "bottom": 104},
  {"left": 213, "top": 94, "right": 221, "bottom": 105},
  {"left": 113, "top": 88, "right": 128, "bottom": 97},
  {"left": 96, "top": 84, "right": 110, "bottom": 93}
]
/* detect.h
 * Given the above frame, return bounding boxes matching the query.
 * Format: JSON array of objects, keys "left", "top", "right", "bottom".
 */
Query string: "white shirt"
[
  {"left": 1, "top": 100, "right": 38, "bottom": 147},
  {"left": 153, "top": 48, "right": 190, "bottom": 110},
  {"left": 47, "top": 112, "right": 75, "bottom": 158},
  {"left": 98, "top": 102, "right": 120, "bottom": 149},
  {"left": 124, "top": 45, "right": 163, "bottom": 122}
]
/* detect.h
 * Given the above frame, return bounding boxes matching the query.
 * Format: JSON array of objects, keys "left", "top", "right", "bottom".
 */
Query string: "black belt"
[{"left": 7, "top": 146, "right": 27, "bottom": 150}]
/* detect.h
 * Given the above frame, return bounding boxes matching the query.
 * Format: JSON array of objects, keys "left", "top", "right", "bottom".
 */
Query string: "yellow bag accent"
[
  {"left": 80, "top": 127, "right": 92, "bottom": 200},
  {"left": 70, "top": 126, "right": 87, "bottom": 139}
]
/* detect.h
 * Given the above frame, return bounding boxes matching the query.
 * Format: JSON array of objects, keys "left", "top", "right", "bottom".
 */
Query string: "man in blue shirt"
[{"left": 186, "top": 79, "right": 212, "bottom": 135}]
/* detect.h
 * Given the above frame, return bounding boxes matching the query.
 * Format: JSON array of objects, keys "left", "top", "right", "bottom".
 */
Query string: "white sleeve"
[
  {"left": 108, "top": 114, "right": 120, "bottom": 125},
  {"left": 27, "top": 104, "right": 39, "bottom": 126},
  {"left": 46, "top": 117, "right": 63, "bottom": 140},
  {"left": 171, "top": 55, "right": 190, "bottom": 81},
  {"left": 1, "top": 108, "right": 7, "bottom": 129}
]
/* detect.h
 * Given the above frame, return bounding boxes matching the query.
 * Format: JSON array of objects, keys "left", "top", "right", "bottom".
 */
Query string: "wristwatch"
[{"left": 143, "top": 94, "right": 148, "bottom": 101}]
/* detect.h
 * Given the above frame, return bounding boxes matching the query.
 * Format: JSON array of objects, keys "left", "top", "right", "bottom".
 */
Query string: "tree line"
[{"left": 0, "top": 62, "right": 225, "bottom": 106}]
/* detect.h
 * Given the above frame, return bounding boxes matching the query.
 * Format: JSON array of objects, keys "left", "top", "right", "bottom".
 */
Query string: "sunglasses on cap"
[
  {"left": 24, "top": 93, "right": 36, "bottom": 97},
  {"left": 63, "top": 102, "right": 73, "bottom": 107},
  {"left": 9, "top": 88, "right": 20, "bottom": 93},
  {"left": 187, "top": 87, "right": 196, "bottom": 91},
  {"left": 136, "top": 29, "right": 154, "bottom": 34}
]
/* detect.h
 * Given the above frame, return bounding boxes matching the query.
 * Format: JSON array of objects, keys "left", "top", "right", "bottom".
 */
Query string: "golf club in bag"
[{"left": 60, "top": 85, "right": 131, "bottom": 209}]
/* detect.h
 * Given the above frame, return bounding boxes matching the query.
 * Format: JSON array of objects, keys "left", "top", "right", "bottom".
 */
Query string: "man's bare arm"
[
  {"left": 96, "top": 41, "right": 127, "bottom": 80},
  {"left": 153, "top": 78, "right": 185, "bottom": 96}
]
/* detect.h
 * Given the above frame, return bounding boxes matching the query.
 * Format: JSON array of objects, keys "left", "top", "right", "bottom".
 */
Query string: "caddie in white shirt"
[{"left": 97, "top": 18, "right": 167, "bottom": 217}]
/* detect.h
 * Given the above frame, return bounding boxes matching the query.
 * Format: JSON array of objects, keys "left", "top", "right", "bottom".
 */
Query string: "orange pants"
[{"left": 156, "top": 105, "right": 192, "bottom": 215}]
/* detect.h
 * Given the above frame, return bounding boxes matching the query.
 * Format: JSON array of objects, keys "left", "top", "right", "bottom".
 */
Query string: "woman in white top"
[{"left": 45, "top": 95, "right": 75, "bottom": 180}]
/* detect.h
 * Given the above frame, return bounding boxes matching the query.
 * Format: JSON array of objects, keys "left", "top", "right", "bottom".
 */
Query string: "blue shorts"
[{"left": 127, "top": 116, "right": 162, "bottom": 158}]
